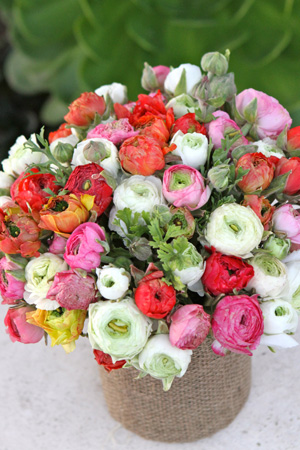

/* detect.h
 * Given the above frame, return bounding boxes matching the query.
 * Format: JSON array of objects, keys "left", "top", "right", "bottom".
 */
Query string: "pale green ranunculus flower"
[
  {"left": 96, "top": 265, "right": 130, "bottom": 300},
  {"left": 24, "top": 253, "right": 68, "bottom": 310},
  {"left": 246, "top": 253, "right": 287, "bottom": 298},
  {"left": 88, "top": 298, "right": 152, "bottom": 362},
  {"left": 281, "top": 259, "right": 300, "bottom": 312},
  {"left": 138, "top": 334, "right": 192, "bottom": 391},
  {"left": 166, "top": 94, "right": 198, "bottom": 118},
  {"left": 205, "top": 203, "right": 264, "bottom": 257}
]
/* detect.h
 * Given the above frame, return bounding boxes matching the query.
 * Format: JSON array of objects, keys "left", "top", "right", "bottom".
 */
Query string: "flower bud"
[
  {"left": 164, "top": 63, "right": 202, "bottom": 96},
  {"left": 141, "top": 63, "right": 170, "bottom": 92},
  {"left": 263, "top": 235, "right": 291, "bottom": 260},
  {"left": 166, "top": 94, "right": 198, "bottom": 118},
  {"left": 201, "top": 51, "right": 228, "bottom": 76},
  {"left": 52, "top": 142, "right": 74, "bottom": 163},
  {"left": 208, "top": 164, "right": 231, "bottom": 192}
]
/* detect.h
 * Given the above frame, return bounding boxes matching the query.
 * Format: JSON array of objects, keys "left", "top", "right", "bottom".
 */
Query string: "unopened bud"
[
  {"left": 208, "top": 164, "right": 231, "bottom": 192},
  {"left": 201, "top": 52, "right": 229, "bottom": 76},
  {"left": 52, "top": 142, "right": 74, "bottom": 163}
]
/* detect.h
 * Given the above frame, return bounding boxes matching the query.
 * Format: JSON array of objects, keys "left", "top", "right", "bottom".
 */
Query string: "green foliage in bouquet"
[{"left": 1, "top": 0, "right": 300, "bottom": 125}]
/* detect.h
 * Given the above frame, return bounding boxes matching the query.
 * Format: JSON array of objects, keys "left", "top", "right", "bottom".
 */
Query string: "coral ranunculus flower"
[
  {"left": 93, "top": 349, "right": 126, "bottom": 372},
  {"left": 0, "top": 205, "right": 41, "bottom": 257},
  {"left": 131, "top": 90, "right": 167, "bottom": 125},
  {"left": 236, "top": 152, "right": 274, "bottom": 193},
  {"left": 119, "top": 135, "right": 167, "bottom": 176},
  {"left": 287, "top": 126, "right": 300, "bottom": 151},
  {"left": 134, "top": 115, "right": 170, "bottom": 146},
  {"left": 134, "top": 264, "right": 176, "bottom": 319},
  {"left": 275, "top": 156, "right": 300, "bottom": 195},
  {"left": 242, "top": 194, "right": 275, "bottom": 229},
  {"left": 39, "top": 194, "right": 93, "bottom": 237},
  {"left": 48, "top": 123, "right": 72, "bottom": 144},
  {"left": 64, "top": 92, "right": 106, "bottom": 127},
  {"left": 11, "top": 168, "right": 61, "bottom": 213},
  {"left": 64, "top": 163, "right": 112, "bottom": 216}
]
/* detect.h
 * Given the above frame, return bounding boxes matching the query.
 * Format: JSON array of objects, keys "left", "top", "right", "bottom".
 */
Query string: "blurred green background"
[{"left": 1, "top": 0, "right": 300, "bottom": 157}]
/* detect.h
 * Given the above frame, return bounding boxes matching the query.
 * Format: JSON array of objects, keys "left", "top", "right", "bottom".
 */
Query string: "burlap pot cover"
[{"left": 99, "top": 337, "right": 251, "bottom": 443}]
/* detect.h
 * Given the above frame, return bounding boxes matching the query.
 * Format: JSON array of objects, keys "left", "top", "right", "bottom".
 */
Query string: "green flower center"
[
  {"left": 107, "top": 319, "right": 129, "bottom": 335},
  {"left": 169, "top": 171, "right": 192, "bottom": 191},
  {"left": 52, "top": 200, "right": 68, "bottom": 212},
  {"left": 8, "top": 224, "right": 20, "bottom": 238},
  {"left": 82, "top": 180, "right": 92, "bottom": 190},
  {"left": 131, "top": 184, "right": 150, "bottom": 197},
  {"left": 101, "top": 275, "right": 115, "bottom": 288}
]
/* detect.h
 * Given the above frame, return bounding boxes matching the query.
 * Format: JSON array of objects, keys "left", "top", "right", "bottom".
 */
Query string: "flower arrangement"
[{"left": 1, "top": 51, "right": 300, "bottom": 391}]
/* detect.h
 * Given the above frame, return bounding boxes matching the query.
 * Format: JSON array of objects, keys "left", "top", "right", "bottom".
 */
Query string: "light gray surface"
[{"left": 0, "top": 304, "right": 299, "bottom": 450}]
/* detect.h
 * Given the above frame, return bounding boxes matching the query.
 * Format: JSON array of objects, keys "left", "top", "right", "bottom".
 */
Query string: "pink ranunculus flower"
[
  {"left": 153, "top": 65, "right": 170, "bottom": 88},
  {"left": 86, "top": 118, "right": 139, "bottom": 146},
  {"left": 236, "top": 88, "right": 292, "bottom": 139},
  {"left": 169, "top": 304, "right": 211, "bottom": 350},
  {"left": 46, "top": 270, "right": 97, "bottom": 310},
  {"left": 48, "top": 234, "right": 67, "bottom": 255},
  {"left": 0, "top": 256, "right": 25, "bottom": 305},
  {"left": 4, "top": 306, "right": 44, "bottom": 343},
  {"left": 272, "top": 204, "right": 300, "bottom": 245},
  {"left": 211, "top": 294, "right": 264, "bottom": 356},
  {"left": 206, "top": 111, "right": 249, "bottom": 151},
  {"left": 162, "top": 164, "right": 211, "bottom": 210},
  {"left": 64, "top": 222, "right": 106, "bottom": 271}
]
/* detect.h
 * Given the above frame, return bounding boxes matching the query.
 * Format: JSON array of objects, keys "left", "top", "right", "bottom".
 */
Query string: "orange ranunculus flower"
[
  {"left": 242, "top": 194, "right": 275, "bottom": 230},
  {"left": 26, "top": 308, "right": 87, "bottom": 353},
  {"left": 39, "top": 194, "right": 94, "bottom": 238},
  {"left": 64, "top": 92, "right": 106, "bottom": 127}
]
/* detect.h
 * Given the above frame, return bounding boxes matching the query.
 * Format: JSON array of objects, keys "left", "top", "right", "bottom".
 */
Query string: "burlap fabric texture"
[{"left": 99, "top": 337, "right": 251, "bottom": 442}]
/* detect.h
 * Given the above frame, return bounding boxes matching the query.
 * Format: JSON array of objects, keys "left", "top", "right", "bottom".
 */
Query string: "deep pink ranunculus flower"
[
  {"left": 64, "top": 222, "right": 106, "bottom": 271},
  {"left": 272, "top": 204, "right": 300, "bottom": 245},
  {"left": 162, "top": 164, "right": 210, "bottom": 210},
  {"left": 211, "top": 294, "right": 264, "bottom": 356}
]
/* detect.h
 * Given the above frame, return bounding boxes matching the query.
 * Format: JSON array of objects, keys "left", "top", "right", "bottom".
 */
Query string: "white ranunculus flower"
[
  {"left": 171, "top": 131, "right": 208, "bottom": 168},
  {"left": 281, "top": 258, "right": 300, "bottom": 312},
  {"left": 95, "top": 82, "right": 128, "bottom": 104},
  {"left": 0, "top": 171, "right": 14, "bottom": 190},
  {"left": 246, "top": 253, "right": 287, "bottom": 298},
  {"left": 164, "top": 63, "right": 201, "bottom": 96},
  {"left": 88, "top": 297, "right": 152, "bottom": 361},
  {"left": 112, "top": 175, "right": 165, "bottom": 213},
  {"left": 260, "top": 298, "right": 298, "bottom": 348},
  {"left": 254, "top": 138, "right": 284, "bottom": 159},
  {"left": 205, "top": 204, "right": 264, "bottom": 257},
  {"left": 96, "top": 265, "right": 130, "bottom": 300},
  {"left": 2, "top": 134, "right": 46, "bottom": 176},
  {"left": 138, "top": 334, "right": 192, "bottom": 391},
  {"left": 170, "top": 240, "right": 205, "bottom": 288},
  {"left": 24, "top": 253, "right": 68, "bottom": 310},
  {"left": 166, "top": 94, "right": 198, "bottom": 118},
  {"left": 71, "top": 138, "right": 120, "bottom": 178}
]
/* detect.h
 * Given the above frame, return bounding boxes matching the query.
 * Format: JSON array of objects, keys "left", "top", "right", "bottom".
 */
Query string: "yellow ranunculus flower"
[{"left": 26, "top": 308, "right": 86, "bottom": 353}]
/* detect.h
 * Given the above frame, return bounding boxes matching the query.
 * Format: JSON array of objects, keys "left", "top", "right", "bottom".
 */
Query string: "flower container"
[{"left": 99, "top": 337, "right": 251, "bottom": 443}]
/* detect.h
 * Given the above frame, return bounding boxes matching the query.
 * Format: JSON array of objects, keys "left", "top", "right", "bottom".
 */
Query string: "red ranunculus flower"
[
  {"left": 11, "top": 168, "right": 61, "bottom": 213},
  {"left": 0, "top": 205, "right": 41, "bottom": 257},
  {"left": 287, "top": 126, "right": 300, "bottom": 151},
  {"left": 134, "top": 115, "right": 170, "bottom": 146},
  {"left": 64, "top": 163, "right": 112, "bottom": 216},
  {"left": 202, "top": 248, "right": 254, "bottom": 296},
  {"left": 64, "top": 92, "right": 106, "bottom": 127},
  {"left": 131, "top": 90, "right": 167, "bottom": 125},
  {"left": 134, "top": 264, "right": 176, "bottom": 319},
  {"left": 275, "top": 156, "right": 300, "bottom": 195},
  {"left": 48, "top": 123, "right": 72, "bottom": 144},
  {"left": 236, "top": 152, "right": 274, "bottom": 193},
  {"left": 93, "top": 349, "right": 126, "bottom": 372},
  {"left": 242, "top": 194, "right": 275, "bottom": 229},
  {"left": 119, "top": 135, "right": 168, "bottom": 176},
  {"left": 171, "top": 112, "right": 207, "bottom": 137}
]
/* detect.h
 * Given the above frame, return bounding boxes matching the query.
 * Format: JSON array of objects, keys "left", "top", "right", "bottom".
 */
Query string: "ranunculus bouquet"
[{"left": 1, "top": 51, "right": 300, "bottom": 391}]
